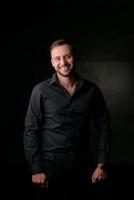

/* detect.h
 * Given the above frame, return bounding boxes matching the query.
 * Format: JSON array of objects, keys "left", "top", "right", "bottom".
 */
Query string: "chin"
[
  {"left": 58, "top": 70, "right": 72, "bottom": 77},
  {"left": 61, "top": 73, "right": 71, "bottom": 77}
]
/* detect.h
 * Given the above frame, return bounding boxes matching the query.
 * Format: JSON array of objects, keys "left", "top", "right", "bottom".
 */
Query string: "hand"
[
  {"left": 91, "top": 167, "right": 107, "bottom": 184},
  {"left": 32, "top": 173, "right": 48, "bottom": 188}
]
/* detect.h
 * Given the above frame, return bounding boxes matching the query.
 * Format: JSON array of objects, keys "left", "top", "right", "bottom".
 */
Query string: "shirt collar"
[
  {"left": 49, "top": 73, "right": 58, "bottom": 85},
  {"left": 49, "top": 72, "right": 85, "bottom": 88}
]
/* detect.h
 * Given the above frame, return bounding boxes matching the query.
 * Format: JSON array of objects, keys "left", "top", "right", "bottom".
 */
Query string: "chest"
[{"left": 41, "top": 86, "right": 94, "bottom": 116}]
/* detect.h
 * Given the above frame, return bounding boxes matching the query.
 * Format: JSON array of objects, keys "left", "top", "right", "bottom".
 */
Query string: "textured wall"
[
  {"left": 6, "top": 1, "right": 134, "bottom": 164},
  {"left": 77, "top": 62, "right": 134, "bottom": 163}
]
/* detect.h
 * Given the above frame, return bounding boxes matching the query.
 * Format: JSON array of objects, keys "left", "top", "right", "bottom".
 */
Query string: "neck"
[{"left": 57, "top": 72, "right": 78, "bottom": 88}]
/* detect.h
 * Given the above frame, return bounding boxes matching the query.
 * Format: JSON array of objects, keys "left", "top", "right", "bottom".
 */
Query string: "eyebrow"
[{"left": 53, "top": 54, "right": 72, "bottom": 58}]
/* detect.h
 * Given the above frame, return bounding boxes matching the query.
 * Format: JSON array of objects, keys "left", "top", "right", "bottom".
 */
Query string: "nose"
[{"left": 60, "top": 57, "right": 67, "bottom": 65}]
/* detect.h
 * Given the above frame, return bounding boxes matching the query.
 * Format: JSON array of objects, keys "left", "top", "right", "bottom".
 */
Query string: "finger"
[{"left": 91, "top": 176, "right": 97, "bottom": 184}]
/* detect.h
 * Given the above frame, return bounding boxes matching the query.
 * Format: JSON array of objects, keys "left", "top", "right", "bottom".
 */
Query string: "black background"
[{"left": 4, "top": 0, "right": 134, "bottom": 199}]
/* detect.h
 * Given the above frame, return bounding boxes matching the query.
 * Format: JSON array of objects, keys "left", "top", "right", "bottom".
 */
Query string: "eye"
[
  {"left": 65, "top": 55, "right": 72, "bottom": 59},
  {"left": 54, "top": 57, "right": 60, "bottom": 62}
]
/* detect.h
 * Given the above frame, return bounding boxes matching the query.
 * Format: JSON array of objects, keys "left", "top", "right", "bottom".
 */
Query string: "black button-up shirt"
[{"left": 24, "top": 73, "right": 110, "bottom": 174}]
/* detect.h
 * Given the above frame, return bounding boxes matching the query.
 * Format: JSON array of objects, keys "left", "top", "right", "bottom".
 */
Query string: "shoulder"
[
  {"left": 82, "top": 77, "right": 100, "bottom": 91},
  {"left": 31, "top": 78, "right": 51, "bottom": 97},
  {"left": 32, "top": 78, "right": 50, "bottom": 91},
  {"left": 81, "top": 78, "right": 104, "bottom": 98}
]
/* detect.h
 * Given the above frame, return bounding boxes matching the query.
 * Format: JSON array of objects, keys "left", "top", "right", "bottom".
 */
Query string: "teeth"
[
  {"left": 63, "top": 68, "right": 69, "bottom": 71},
  {"left": 61, "top": 67, "right": 69, "bottom": 70}
]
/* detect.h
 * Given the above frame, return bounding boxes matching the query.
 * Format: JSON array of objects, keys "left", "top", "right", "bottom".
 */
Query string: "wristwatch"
[{"left": 97, "top": 163, "right": 105, "bottom": 169}]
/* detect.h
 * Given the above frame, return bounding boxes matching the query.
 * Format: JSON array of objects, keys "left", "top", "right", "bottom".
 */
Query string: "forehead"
[{"left": 51, "top": 44, "right": 72, "bottom": 57}]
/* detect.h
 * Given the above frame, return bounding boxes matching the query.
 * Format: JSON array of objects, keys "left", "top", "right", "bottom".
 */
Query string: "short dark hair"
[{"left": 50, "top": 39, "right": 73, "bottom": 55}]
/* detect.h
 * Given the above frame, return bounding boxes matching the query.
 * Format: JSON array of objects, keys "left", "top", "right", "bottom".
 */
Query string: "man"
[{"left": 23, "top": 39, "right": 111, "bottom": 199}]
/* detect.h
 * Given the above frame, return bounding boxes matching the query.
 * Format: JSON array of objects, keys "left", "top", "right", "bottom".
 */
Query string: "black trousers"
[{"left": 43, "top": 152, "right": 93, "bottom": 200}]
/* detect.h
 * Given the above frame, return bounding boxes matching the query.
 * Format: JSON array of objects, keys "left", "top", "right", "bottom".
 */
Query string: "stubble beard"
[{"left": 57, "top": 66, "right": 75, "bottom": 78}]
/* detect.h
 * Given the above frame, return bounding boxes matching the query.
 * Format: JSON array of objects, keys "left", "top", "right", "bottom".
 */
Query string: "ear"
[{"left": 51, "top": 58, "right": 54, "bottom": 67}]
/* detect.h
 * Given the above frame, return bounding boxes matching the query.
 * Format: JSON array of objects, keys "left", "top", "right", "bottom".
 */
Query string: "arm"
[
  {"left": 91, "top": 86, "right": 111, "bottom": 183},
  {"left": 23, "top": 85, "right": 47, "bottom": 185}
]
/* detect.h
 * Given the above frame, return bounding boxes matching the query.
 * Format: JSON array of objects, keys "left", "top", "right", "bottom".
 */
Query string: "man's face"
[{"left": 51, "top": 44, "right": 74, "bottom": 77}]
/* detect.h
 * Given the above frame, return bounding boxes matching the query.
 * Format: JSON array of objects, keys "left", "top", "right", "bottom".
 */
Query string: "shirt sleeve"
[
  {"left": 93, "top": 85, "right": 111, "bottom": 164},
  {"left": 23, "top": 84, "right": 44, "bottom": 174}
]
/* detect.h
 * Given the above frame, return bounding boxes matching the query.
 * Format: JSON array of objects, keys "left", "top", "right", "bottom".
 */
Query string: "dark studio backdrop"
[{"left": 6, "top": 0, "right": 134, "bottom": 199}]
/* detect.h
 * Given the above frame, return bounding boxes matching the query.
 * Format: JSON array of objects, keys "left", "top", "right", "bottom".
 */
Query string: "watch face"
[{"left": 98, "top": 163, "right": 104, "bottom": 168}]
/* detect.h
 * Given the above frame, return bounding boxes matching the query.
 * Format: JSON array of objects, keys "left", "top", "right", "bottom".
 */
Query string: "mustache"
[{"left": 60, "top": 64, "right": 72, "bottom": 68}]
